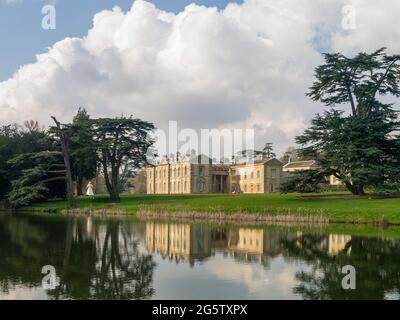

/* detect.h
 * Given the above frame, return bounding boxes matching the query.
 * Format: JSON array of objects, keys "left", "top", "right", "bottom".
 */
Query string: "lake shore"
[{"left": 23, "top": 192, "right": 400, "bottom": 225}]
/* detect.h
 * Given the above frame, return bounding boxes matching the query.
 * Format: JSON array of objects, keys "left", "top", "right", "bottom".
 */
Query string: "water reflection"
[
  {"left": 0, "top": 215, "right": 155, "bottom": 300},
  {"left": 144, "top": 222, "right": 352, "bottom": 267},
  {"left": 0, "top": 214, "right": 399, "bottom": 300}
]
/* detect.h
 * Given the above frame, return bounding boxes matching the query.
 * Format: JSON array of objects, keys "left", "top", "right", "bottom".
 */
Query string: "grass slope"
[{"left": 28, "top": 192, "right": 400, "bottom": 224}]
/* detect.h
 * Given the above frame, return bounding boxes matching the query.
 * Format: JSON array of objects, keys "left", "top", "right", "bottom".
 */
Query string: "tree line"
[{"left": 0, "top": 109, "right": 154, "bottom": 208}]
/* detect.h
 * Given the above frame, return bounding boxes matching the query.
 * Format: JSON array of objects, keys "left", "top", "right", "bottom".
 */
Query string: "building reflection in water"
[
  {"left": 146, "top": 223, "right": 212, "bottom": 265},
  {"left": 145, "top": 222, "right": 352, "bottom": 266}
]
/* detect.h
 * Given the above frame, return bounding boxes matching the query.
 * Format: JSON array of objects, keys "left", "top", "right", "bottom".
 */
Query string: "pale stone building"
[
  {"left": 146, "top": 155, "right": 283, "bottom": 194},
  {"left": 282, "top": 160, "right": 317, "bottom": 172},
  {"left": 229, "top": 159, "right": 283, "bottom": 194},
  {"left": 282, "top": 160, "right": 343, "bottom": 186}
]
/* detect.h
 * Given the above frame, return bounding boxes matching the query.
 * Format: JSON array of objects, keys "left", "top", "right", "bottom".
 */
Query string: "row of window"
[
  {"left": 241, "top": 170, "right": 261, "bottom": 180},
  {"left": 149, "top": 166, "right": 205, "bottom": 179},
  {"left": 149, "top": 181, "right": 189, "bottom": 193},
  {"left": 238, "top": 168, "right": 277, "bottom": 180},
  {"left": 149, "top": 179, "right": 206, "bottom": 193},
  {"left": 242, "top": 184, "right": 261, "bottom": 192},
  {"left": 238, "top": 183, "right": 276, "bottom": 193}
]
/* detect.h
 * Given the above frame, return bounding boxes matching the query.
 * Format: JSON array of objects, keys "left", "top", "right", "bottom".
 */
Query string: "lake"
[{"left": 0, "top": 213, "right": 399, "bottom": 300}]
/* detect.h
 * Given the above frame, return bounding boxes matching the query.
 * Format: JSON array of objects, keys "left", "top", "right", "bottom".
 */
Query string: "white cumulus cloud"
[{"left": 1, "top": 0, "right": 400, "bottom": 154}]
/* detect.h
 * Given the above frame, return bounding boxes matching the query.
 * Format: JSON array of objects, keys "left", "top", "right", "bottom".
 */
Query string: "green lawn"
[{"left": 28, "top": 192, "right": 400, "bottom": 224}]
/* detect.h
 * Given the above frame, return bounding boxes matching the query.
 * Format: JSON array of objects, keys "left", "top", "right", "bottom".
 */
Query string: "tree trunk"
[
  {"left": 77, "top": 177, "right": 84, "bottom": 196},
  {"left": 345, "top": 181, "right": 365, "bottom": 195},
  {"left": 110, "top": 166, "right": 120, "bottom": 202},
  {"left": 100, "top": 153, "right": 120, "bottom": 202},
  {"left": 354, "top": 183, "right": 365, "bottom": 196},
  {"left": 51, "top": 116, "right": 76, "bottom": 209}
]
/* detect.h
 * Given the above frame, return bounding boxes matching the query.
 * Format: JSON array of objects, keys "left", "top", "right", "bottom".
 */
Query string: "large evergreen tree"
[
  {"left": 92, "top": 116, "right": 155, "bottom": 201},
  {"left": 70, "top": 108, "right": 97, "bottom": 196},
  {"left": 297, "top": 48, "right": 400, "bottom": 195},
  {"left": 3, "top": 123, "right": 67, "bottom": 207},
  {"left": 6, "top": 151, "right": 66, "bottom": 207}
]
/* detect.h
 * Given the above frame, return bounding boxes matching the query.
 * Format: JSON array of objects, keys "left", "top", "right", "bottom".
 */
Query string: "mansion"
[{"left": 146, "top": 154, "right": 284, "bottom": 194}]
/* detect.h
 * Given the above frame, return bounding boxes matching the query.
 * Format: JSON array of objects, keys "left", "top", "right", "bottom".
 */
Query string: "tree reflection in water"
[
  {"left": 281, "top": 233, "right": 400, "bottom": 300},
  {"left": 51, "top": 219, "right": 156, "bottom": 300},
  {"left": 0, "top": 215, "right": 48, "bottom": 294},
  {"left": 0, "top": 215, "right": 156, "bottom": 300}
]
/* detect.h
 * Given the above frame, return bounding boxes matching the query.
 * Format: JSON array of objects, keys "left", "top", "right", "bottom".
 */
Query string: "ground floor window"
[{"left": 197, "top": 179, "right": 205, "bottom": 192}]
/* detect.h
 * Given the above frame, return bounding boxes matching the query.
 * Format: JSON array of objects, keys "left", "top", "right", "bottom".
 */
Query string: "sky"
[
  {"left": 0, "top": 0, "right": 242, "bottom": 80},
  {"left": 1, "top": 0, "right": 400, "bottom": 156}
]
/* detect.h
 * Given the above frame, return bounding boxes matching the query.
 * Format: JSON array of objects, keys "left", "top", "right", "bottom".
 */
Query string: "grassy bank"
[{"left": 27, "top": 192, "right": 400, "bottom": 225}]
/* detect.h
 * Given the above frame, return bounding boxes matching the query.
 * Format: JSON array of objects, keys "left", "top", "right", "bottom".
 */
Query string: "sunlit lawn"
[{"left": 30, "top": 192, "right": 400, "bottom": 224}]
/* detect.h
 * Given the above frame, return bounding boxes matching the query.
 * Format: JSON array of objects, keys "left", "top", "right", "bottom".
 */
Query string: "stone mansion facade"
[{"left": 146, "top": 155, "right": 283, "bottom": 194}]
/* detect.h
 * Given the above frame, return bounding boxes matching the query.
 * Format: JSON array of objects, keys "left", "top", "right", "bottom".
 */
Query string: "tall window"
[
  {"left": 199, "top": 166, "right": 205, "bottom": 176},
  {"left": 250, "top": 172, "right": 254, "bottom": 179},
  {"left": 271, "top": 169, "right": 277, "bottom": 178},
  {"left": 257, "top": 170, "right": 260, "bottom": 178}
]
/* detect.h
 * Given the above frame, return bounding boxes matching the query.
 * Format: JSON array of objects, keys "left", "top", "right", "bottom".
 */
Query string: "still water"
[{"left": 0, "top": 213, "right": 399, "bottom": 300}]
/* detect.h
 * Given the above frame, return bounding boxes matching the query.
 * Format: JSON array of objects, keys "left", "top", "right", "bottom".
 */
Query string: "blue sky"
[{"left": 0, "top": 0, "right": 242, "bottom": 80}]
